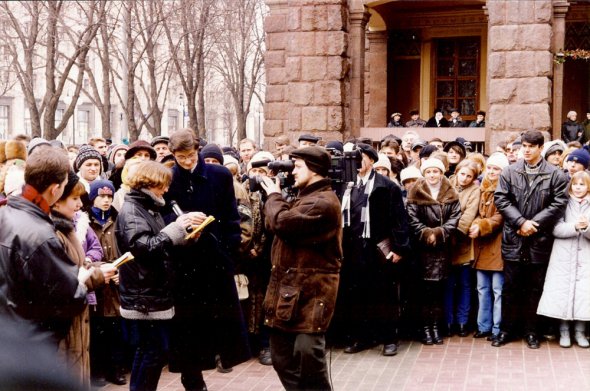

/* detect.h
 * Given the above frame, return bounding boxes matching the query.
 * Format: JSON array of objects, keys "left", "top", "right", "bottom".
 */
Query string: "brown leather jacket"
[
  {"left": 472, "top": 177, "right": 504, "bottom": 271},
  {"left": 263, "top": 179, "right": 342, "bottom": 333}
]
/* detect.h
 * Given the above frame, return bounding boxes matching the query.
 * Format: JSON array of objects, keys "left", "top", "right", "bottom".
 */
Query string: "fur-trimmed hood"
[
  {"left": 51, "top": 210, "right": 75, "bottom": 236},
  {"left": 51, "top": 210, "right": 91, "bottom": 247},
  {"left": 407, "top": 177, "right": 459, "bottom": 206}
]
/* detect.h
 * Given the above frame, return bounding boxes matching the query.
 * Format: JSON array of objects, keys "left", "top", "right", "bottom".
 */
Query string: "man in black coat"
[
  {"left": 163, "top": 130, "right": 249, "bottom": 391},
  {"left": 336, "top": 143, "right": 410, "bottom": 356},
  {"left": 0, "top": 148, "right": 88, "bottom": 345},
  {"left": 494, "top": 129, "right": 569, "bottom": 349}
]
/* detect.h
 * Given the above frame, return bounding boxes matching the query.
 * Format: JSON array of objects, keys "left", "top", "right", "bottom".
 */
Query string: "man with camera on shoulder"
[{"left": 259, "top": 146, "right": 342, "bottom": 391}]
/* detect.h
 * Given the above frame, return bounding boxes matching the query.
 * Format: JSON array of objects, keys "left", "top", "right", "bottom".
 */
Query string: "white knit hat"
[
  {"left": 374, "top": 153, "right": 391, "bottom": 172},
  {"left": 485, "top": 152, "right": 509, "bottom": 170},
  {"left": 247, "top": 151, "right": 275, "bottom": 173},
  {"left": 400, "top": 165, "right": 423, "bottom": 184},
  {"left": 420, "top": 158, "right": 446, "bottom": 174},
  {"left": 541, "top": 140, "right": 567, "bottom": 159},
  {"left": 223, "top": 154, "right": 239, "bottom": 168}
]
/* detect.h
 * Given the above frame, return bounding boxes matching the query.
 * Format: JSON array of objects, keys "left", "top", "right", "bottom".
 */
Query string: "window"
[
  {"left": 0, "top": 105, "right": 8, "bottom": 139},
  {"left": 24, "top": 108, "right": 31, "bottom": 135},
  {"left": 78, "top": 109, "right": 89, "bottom": 142},
  {"left": 55, "top": 108, "right": 64, "bottom": 130},
  {"left": 168, "top": 109, "right": 179, "bottom": 132},
  {"left": 434, "top": 37, "right": 480, "bottom": 120}
]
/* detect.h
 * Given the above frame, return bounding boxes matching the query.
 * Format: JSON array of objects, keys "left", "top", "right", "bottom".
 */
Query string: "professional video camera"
[
  {"left": 326, "top": 147, "right": 362, "bottom": 199},
  {"left": 248, "top": 160, "right": 295, "bottom": 194}
]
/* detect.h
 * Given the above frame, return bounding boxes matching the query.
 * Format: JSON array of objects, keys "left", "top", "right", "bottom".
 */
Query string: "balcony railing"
[{"left": 360, "top": 127, "right": 486, "bottom": 154}]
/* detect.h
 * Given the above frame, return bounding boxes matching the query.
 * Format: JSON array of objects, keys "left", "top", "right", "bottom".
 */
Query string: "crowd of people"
[{"left": 1, "top": 108, "right": 590, "bottom": 390}]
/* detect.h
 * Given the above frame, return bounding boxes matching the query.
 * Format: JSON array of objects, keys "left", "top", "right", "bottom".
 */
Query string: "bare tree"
[
  {"left": 210, "top": 0, "right": 265, "bottom": 141},
  {"left": 163, "top": 0, "right": 215, "bottom": 137},
  {"left": 0, "top": 1, "right": 101, "bottom": 139}
]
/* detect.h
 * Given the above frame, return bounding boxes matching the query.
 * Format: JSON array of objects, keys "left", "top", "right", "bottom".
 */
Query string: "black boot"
[
  {"left": 432, "top": 324, "right": 444, "bottom": 345},
  {"left": 421, "top": 326, "right": 433, "bottom": 345}
]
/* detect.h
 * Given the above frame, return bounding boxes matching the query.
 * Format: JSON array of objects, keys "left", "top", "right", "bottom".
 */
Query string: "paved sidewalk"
[{"left": 103, "top": 336, "right": 590, "bottom": 391}]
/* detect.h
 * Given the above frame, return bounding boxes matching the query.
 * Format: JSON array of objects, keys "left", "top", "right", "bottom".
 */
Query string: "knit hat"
[
  {"left": 411, "top": 139, "right": 428, "bottom": 151},
  {"left": 74, "top": 145, "right": 103, "bottom": 172},
  {"left": 200, "top": 143, "right": 224, "bottom": 164},
  {"left": 124, "top": 140, "right": 157, "bottom": 160},
  {"left": 541, "top": 140, "right": 567, "bottom": 159},
  {"left": 290, "top": 146, "right": 331, "bottom": 177},
  {"left": 400, "top": 165, "right": 423, "bottom": 184},
  {"left": 420, "top": 158, "right": 446, "bottom": 174},
  {"left": 485, "top": 152, "right": 509, "bottom": 170},
  {"left": 374, "top": 153, "right": 392, "bottom": 173},
  {"left": 566, "top": 148, "right": 590, "bottom": 169},
  {"left": 356, "top": 143, "right": 379, "bottom": 163},
  {"left": 223, "top": 154, "right": 239, "bottom": 168},
  {"left": 247, "top": 151, "right": 275, "bottom": 173},
  {"left": 419, "top": 144, "right": 438, "bottom": 159},
  {"left": 326, "top": 140, "right": 344, "bottom": 153},
  {"left": 107, "top": 144, "right": 129, "bottom": 164},
  {"left": 222, "top": 146, "right": 240, "bottom": 162},
  {"left": 4, "top": 140, "right": 27, "bottom": 161},
  {"left": 27, "top": 137, "right": 51, "bottom": 155},
  {"left": 150, "top": 136, "right": 169, "bottom": 147},
  {"left": 61, "top": 170, "right": 81, "bottom": 200},
  {"left": 88, "top": 179, "right": 115, "bottom": 202},
  {"left": 298, "top": 134, "right": 321, "bottom": 144}
]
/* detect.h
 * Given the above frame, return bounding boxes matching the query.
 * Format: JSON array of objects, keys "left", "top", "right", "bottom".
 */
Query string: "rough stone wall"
[
  {"left": 486, "top": 0, "right": 555, "bottom": 147},
  {"left": 264, "top": 0, "right": 349, "bottom": 148}
]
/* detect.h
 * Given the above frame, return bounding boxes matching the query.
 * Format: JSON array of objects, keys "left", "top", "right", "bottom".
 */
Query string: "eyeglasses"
[{"left": 174, "top": 151, "right": 197, "bottom": 162}]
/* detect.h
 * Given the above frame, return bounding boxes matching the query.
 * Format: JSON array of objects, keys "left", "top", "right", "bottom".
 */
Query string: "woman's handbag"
[{"left": 234, "top": 274, "right": 249, "bottom": 300}]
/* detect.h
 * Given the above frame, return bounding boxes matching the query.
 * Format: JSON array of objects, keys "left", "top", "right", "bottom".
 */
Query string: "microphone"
[{"left": 170, "top": 200, "right": 193, "bottom": 233}]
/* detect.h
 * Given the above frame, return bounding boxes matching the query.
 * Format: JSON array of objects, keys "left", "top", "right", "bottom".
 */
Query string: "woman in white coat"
[{"left": 537, "top": 171, "right": 590, "bottom": 348}]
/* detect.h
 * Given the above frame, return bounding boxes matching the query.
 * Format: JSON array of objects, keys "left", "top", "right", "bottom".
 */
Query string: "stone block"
[
  {"left": 288, "top": 82, "right": 314, "bottom": 105},
  {"left": 267, "top": 67, "right": 287, "bottom": 85},
  {"left": 265, "top": 51, "right": 285, "bottom": 68},
  {"left": 287, "top": 106, "right": 302, "bottom": 132},
  {"left": 297, "top": 0, "right": 344, "bottom": 5},
  {"left": 301, "top": 57, "right": 327, "bottom": 81},
  {"left": 327, "top": 4, "right": 346, "bottom": 31},
  {"left": 287, "top": 6, "right": 300, "bottom": 31},
  {"left": 505, "top": 104, "right": 533, "bottom": 131},
  {"left": 534, "top": 0, "right": 553, "bottom": 24},
  {"left": 301, "top": 5, "right": 329, "bottom": 31},
  {"left": 486, "top": 0, "right": 506, "bottom": 26},
  {"left": 534, "top": 51, "right": 553, "bottom": 77},
  {"left": 507, "top": 1, "right": 534, "bottom": 25},
  {"left": 314, "top": 81, "right": 343, "bottom": 106},
  {"left": 266, "top": 85, "right": 285, "bottom": 102},
  {"left": 268, "top": 32, "right": 290, "bottom": 51},
  {"left": 327, "top": 57, "right": 349, "bottom": 79},
  {"left": 327, "top": 105, "right": 344, "bottom": 131},
  {"left": 316, "top": 31, "right": 347, "bottom": 56},
  {"left": 489, "top": 79, "right": 517, "bottom": 104},
  {"left": 264, "top": 119, "right": 284, "bottom": 137},
  {"left": 532, "top": 103, "right": 552, "bottom": 131},
  {"left": 487, "top": 104, "right": 506, "bottom": 131},
  {"left": 301, "top": 106, "right": 327, "bottom": 131},
  {"left": 286, "top": 57, "right": 301, "bottom": 82},
  {"left": 505, "top": 51, "right": 536, "bottom": 78},
  {"left": 289, "top": 32, "right": 316, "bottom": 55},
  {"left": 488, "top": 52, "right": 506, "bottom": 78},
  {"left": 519, "top": 25, "right": 551, "bottom": 51},
  {"left": 266, "top": 102, "right": 290, "bottom": 121},
  {"left": 489, "top": 26, "right": 518, "bottom": 51},
  {"left": 264, "top": 14, "right": 287, "bottom": 33},
  {"left": 516, "top": 77, "right": 551, "bottom": 104}
]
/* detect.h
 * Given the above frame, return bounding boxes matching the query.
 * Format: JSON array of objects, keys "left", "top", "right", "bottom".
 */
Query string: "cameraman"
[{"left": 260, "top": 146, "right": 342, "bottom": 391}]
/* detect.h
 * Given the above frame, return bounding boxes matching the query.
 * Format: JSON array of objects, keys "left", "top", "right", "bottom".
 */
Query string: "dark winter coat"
[
  {"left": 449, "top": 117, "right": 466, "bottom": 127},
  {"left": 406, "top": 177, "right": 461, "bottom": 280},
  {"left": 425, "top": 116, "right": 449, "bottom": 128},
  {"left": 0, "top": 195, "right": 87, "bottom": 343},
  {"left": 163, "top": 157, "right": 249, "bottom": 372},
  {"left": 494, "top": 158, "right": 569, "bottom": 264},
  {"left": 115, "top": 189, "right": 175, "bottom": 314},
  {"left": 561, "top": 119, "right": 584, "bottom": 143},
  {"left": 263, "top": 179, "right": 342, "bottom": 333}
]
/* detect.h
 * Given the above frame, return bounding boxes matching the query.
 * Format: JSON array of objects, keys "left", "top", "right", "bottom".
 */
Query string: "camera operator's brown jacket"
[{"left": 263, "top": 178, "right": 342, "bottom": 333}]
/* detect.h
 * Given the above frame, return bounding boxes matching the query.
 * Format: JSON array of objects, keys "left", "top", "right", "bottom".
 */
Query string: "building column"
[
  {"left": 349, "top": 9, "right": 370, "bottom": 137},
  {"left": 552, "top": 1, "right": 570, "bottom": 140},
  {"left": 366, "top": 30, "right": 388, "bottom": 128}
]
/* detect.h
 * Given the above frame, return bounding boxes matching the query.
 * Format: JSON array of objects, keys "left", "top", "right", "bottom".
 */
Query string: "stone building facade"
[{"left": 263, "top": 0, "right": 589, "bottom": 152}]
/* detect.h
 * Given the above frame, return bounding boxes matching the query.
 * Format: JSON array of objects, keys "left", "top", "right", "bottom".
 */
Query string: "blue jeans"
[
  {"left": 444, "top": 265, "right": 472, "bottom": 325},
  {"left": 128, "top": 319, "right": 170, "bottom": 391},
  {"left": 476, "top": 270, "right": 504, "bottom": 336}
]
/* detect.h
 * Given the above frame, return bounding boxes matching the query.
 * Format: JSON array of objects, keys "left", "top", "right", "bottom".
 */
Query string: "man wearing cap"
[
  {"left": 494, "top": 130, "right": 568, "bottom": 349},
  {"left": 74, "top": 145, "right": 104, "bottom": 191},
  {"left": 449, "top": 108, "right": 466, "bottom": 127},
  {"left": 274, "top": 135, "right": 292, "bottom": 155},
  {"left": 298, "top": 134, "right": 320, "bottom": 147},
  {"left": 259, "top": 146, "right": 341, "bottom": 390},
  {"left": 151, "top": 136, "right": 171, "bottom": 162},
  {"left": 338, "top": 143, "right": 410, "bottom": 357},
  {"left": 410, "top": 140, "right": 427, "bottom": 165},
  {"left": 564, "top": 147, "right": 590, "bottom": 179}
]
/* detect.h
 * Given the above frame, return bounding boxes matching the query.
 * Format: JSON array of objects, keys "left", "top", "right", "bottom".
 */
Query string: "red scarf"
[{"left": 21, "top": 184, "right": 51, "bottom": 215}]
